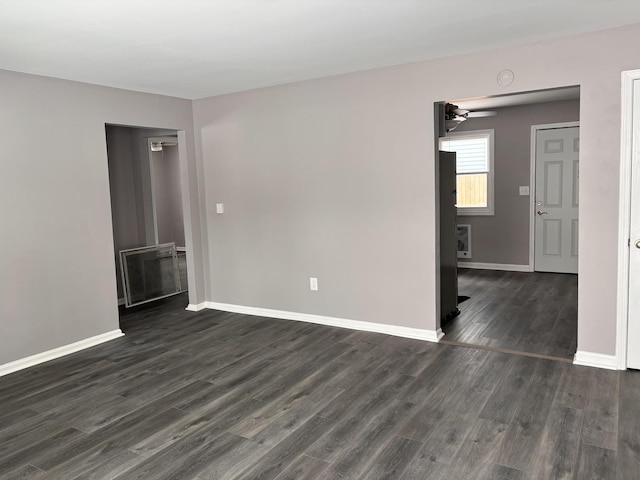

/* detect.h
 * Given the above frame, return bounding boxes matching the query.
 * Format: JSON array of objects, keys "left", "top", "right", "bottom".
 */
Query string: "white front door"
[
  {"left": 627, "top": 79, "right": 640, "bottom": 368},
  {"left": 534, "top": 126, "right": 580, "bottom": 274}
]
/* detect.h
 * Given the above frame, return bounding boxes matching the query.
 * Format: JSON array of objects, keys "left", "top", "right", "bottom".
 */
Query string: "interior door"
[
  {"left": 439, "top": 151, "right": 458, "bottom": 322},
  {"left": 534, "top": 126, "right": 579, "bottom": 274},
  {"left": 627, "top": 79, "right": 640, "bottom": 368}
]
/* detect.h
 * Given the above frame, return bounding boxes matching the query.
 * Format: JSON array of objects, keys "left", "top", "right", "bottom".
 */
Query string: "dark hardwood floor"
[
  {"left": 1, "top": 292, "right": 638, "bottom": 479},
  {"left": 444, "top": 269, "right": 578, "bottom": 360}
]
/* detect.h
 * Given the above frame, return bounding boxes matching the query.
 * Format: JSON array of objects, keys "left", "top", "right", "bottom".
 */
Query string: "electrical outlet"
[{"left": 309, "top": 277, "right": 318, "bottom": 291}]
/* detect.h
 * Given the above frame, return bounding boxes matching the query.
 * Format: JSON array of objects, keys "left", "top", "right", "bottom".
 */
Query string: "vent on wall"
[{"left": 457, "top": 224, "right": 471, "bottom": 259}]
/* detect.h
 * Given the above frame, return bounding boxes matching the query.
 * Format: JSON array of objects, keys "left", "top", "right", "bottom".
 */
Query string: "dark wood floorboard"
[
  {"left": 618, "top": 369, "right": 640, "bottom": 480},
  {"left": 0, "top": 292, "right": 636, "bottom": 479},
  {"left": 444, "top": 269, "right": 578, "bottom": 359}
]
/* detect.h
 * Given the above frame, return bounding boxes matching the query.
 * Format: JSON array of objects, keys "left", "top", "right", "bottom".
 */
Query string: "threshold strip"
[{"left": 439, "top": 339, "right": 574, "bottom": 364}]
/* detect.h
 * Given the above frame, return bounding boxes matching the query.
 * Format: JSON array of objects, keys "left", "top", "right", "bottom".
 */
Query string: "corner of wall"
[{"left": 573, "top": 350, "right": 619, "bottom": 370}]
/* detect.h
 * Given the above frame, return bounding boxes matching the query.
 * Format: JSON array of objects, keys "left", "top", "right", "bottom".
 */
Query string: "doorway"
[
  {"left": 105, "top": 125, "right": 188, "bottom": 314},
  {"left": 436, "top": 87, "right": 580, "bottom": 360},
  {"left": 617, "top": 69, "right": 640, "bottom": 369}
]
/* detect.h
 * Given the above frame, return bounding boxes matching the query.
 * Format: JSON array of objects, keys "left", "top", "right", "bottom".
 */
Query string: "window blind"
[{"left": 441, "top": 136, "right": 488, "bottom": 174}]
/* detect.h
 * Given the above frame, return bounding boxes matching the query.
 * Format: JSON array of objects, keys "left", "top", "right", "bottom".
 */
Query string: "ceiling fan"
[{"left": 445, "top": 103, "right": 497, "bottom": 132}]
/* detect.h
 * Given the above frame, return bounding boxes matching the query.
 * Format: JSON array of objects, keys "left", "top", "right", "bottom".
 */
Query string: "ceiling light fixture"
[
  {"left": 445, "top": 116, "right": 467, "bottom": 132},
  {"left": 444, "top": 103, "right": 467, "bottom": 132}
]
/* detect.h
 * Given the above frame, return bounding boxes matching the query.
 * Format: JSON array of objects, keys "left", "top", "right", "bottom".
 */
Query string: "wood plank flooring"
[
  {"left": 443, "top": 269, "right": 578, "bottom": 360},
  {"left": 1, "top": 292, "right": 638, "bottom": 479}
]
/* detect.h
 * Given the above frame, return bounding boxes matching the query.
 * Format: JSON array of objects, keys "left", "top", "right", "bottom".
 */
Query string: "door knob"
[
  {"left": 537, "top": 211, "right": 548, "bottom": 215},
  {"left": 635, "top": 240, "right": 640, "bottom": 249}
]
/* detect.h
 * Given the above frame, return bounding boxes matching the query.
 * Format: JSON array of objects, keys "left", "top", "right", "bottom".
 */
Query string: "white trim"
[
  {"left": 118, "top": 297, "right": 125, "bottom": 306},
  {"left": 186, "top": 302, "right": 207, "bottom": 312},
  {"left": 529, "top": 121, "right": 580, "bottom": 271},
  {"left": 458, "top": 262, "right": 532, "bottom": 272},
  {"left": 205, "top": 302, "right": 444, "bottom": 343},
  {"left": 573, "top": 351, "right": 619, "bottom": 370},
  {"left": 0, "top": 330, "right": 124, "bottom": 377},
  {"left": 616, "top": 70, "right": 640, "bottom": 370}
]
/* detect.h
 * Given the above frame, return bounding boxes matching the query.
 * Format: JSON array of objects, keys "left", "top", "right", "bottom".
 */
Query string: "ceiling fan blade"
[{"left": 467, "top": 111, "right": 497, "bottom": 118}]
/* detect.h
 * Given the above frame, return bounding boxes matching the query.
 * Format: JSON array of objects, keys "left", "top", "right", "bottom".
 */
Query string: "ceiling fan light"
[
  {"left": 445, "top": 116, "right": 466, "bottom": 132},
  {"left": 467, "top": 111, "right": 498, "bottom": 118}
]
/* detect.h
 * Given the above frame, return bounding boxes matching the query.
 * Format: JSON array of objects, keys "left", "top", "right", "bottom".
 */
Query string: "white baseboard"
[
  {"left": 0, "top": 329, "right": 125, "bottom": 378},
  {"left": 205, "top": 302, "right": 443, "bottom": 343},
  {"left": 186, "top": 302, "right": 207, "bottom": 312},
  {"left": 458, "top": 262, "right": 532, "bottom": 272},
  {"left": 573, "top": 351, "right": 619, "bottom": 370}
]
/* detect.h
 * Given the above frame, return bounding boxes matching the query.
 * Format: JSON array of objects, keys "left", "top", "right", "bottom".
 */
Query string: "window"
[{"left": 440, "top": 129, "right": 494, "bottom": 216}]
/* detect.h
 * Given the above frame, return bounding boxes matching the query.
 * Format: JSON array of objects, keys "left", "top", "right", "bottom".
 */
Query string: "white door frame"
[
  {"left": 529, "top": 121, "right": 580, "bottom": 271},
  {"left": 616, "top": 69, "right": 640, "bottom": 369}
]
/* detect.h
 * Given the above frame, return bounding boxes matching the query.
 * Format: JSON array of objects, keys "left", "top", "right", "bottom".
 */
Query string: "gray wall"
[
  {"left": 193, "top": 23, "right": 640, "bottom": 356},
  {"left": 3, "top": 23, "right": 640, "bottom": 367},
  {"left": 153, "top": 145, "right": 186, "bottom": 248},
  {"left": 106, "top": 126, "right": 145, "bottom": 252},
  {"left": 454, "top": 99, "right": 580, "bottom": 266},
  {"left": 0, "top": 69, "right": 204, "bottom": 366},
  {"left": 106, "top": 125, "right": 146, "bottom": 299}
]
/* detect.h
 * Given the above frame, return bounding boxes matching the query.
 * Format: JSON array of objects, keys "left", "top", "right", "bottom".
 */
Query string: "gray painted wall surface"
[
  {"left": 3, "top": 23, "right": 640, "bottom": 367},
  {"left": 454, "top": 99, "right": 580, "bottom": 266},
  {"left": 0, "top": 70, "right": 203, "bottom": 366},
  {"left": 194, "top": 23, "right": 640, "bottom": 356},
  {"left": 106, "top": 125, "right": 146, "bottom": 298},
  {"left": 153, "top": 145, "right": 186, "bottom": 248}
]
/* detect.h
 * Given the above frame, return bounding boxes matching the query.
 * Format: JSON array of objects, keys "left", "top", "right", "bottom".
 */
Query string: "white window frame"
[{"left": 440, "top": 129, "right": 495, "bottom": 216}]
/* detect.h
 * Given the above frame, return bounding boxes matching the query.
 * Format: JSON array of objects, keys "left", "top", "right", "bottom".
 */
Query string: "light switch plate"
[
  {"left": 216, "top": 203, "right": 224, "bottom": 214},
  {"left": 519, "top": 186, "right": 530, "bottom": 196}
]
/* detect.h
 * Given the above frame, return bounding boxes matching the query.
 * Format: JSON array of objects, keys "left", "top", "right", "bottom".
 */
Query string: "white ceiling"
[{"left": 2, "top": 1, "right": 640, "bottom": 99}]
